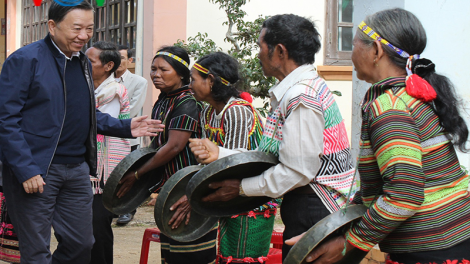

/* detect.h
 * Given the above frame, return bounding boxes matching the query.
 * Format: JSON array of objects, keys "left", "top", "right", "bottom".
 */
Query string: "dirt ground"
[{"left": 48, "top": 200, "right": 284, "bottom": 264}]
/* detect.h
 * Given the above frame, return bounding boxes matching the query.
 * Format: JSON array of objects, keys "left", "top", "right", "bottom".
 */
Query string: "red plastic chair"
[
  {"left": 139, "top": 228, "right": 161, "bottom": 264},
  {"left": 266, "top": 231, "right": 283, "bottom": 264},
  {"left": 139, "top": 228, "right": 283, "bottom": 264}
]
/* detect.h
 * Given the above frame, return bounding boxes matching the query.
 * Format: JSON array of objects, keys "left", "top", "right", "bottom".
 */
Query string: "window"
[
  {"left": 22, "top": 0, "right": 52, "bottom": 46},
  {"left": 21, "top": 0, "right": 138, "bottom": 49},
  {"left": 92, "top": 0, "right": 137, "bottom": 49},
  {"left": 325, "top": 0, "right": 353, "bottom": 66}
]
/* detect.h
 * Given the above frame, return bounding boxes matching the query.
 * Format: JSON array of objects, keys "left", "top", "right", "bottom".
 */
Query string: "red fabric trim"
[
  {"left": 230, "top": 208, "right": 277, "bottom": 219},
  {"left": 218, "top": 255, "right": 269, "bottom": 263}
]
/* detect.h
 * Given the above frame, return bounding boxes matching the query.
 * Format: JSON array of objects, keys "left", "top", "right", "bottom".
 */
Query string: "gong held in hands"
[
  {"left": 154, "top": 165, "right": 219, "bottom": 242},
  {"left": 186, "top": 151, "right": 279, "bottom": 217},
  {"left": 283, "top": 205, "right": 368, "bottom": 264},
  {"left": 102, "top": 147, "right": 164, "bottom": 215}
]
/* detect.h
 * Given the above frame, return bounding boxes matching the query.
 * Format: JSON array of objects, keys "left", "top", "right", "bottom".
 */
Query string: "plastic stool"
[
  {"left": 266, "top": 231, "right": 283, "bottom": 264},
  {"left": 139, "top": 228, "right": 161, "bottom": 264},
  {"left": 139, "top": 228, "right": 283, "bottom": 264}
]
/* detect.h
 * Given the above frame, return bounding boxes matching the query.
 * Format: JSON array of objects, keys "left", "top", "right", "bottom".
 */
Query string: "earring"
[
  {"left": 210, "top": 85, "right": 213, "bottom": 92},
  {"left": 181, "top": 77, "right": 184, "bottom": 80},
  {"left": 374, "top": 58, "right": 378, "bottom": 67}
]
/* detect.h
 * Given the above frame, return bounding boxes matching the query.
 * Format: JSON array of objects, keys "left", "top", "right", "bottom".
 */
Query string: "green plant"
[{"left": 175, "top": 0, "right": 276, "bottom": 101}]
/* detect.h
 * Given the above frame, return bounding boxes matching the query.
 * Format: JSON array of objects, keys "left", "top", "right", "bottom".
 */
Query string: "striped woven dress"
[
  {"left": 152, "top": 86, "right": 217, "bottom": 264},
  {"left": 346, "top": 77, "right": 470, "bottom": 253},
  {"left": 200, "top": 97, "right": 279, "bottom": 263},
  {"left": 92, "top": 76, "right": 131, "bottom": 193}
]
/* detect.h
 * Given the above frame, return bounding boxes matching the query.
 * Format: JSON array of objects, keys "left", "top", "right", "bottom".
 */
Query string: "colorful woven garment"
[
  {"left": 91, "top": 77, "right": 131, "bottom": 194},
  {"left": 217, "top": 208, "right": 277, "bottom": 263},
  {"left": 153, "top": 86, "right": 217, "bottom": 264},
  {"left": 257, "top": 74, "right": 355, "bottom": 212},
  {"left": 200, "top": 97, "right": 279, "bottom": 263},
  {"left": 201, "top": 98, "right": 263, "bottom": 150},
  {"left": 151, "top": 86, "right": 201, "bottom": 182},
  {"left": 0, "top": 191, "right": 20, "bottom": 264},
  {"left": 346, "top": 77, "right": 470, "bottom": 253}
]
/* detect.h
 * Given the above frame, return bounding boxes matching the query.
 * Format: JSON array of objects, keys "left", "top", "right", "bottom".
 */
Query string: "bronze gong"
[
  {"left": 154, "top": 165, "right": 219, "bottom": 242},
  {"left": 283, "top": 204, "right": 368, "bottom": 264},
  {"left": 103, "top": 147, "right": 164, "bottom": 215},
  {"left": 186, "top": 151, "right": 279, "bottom": 217}
]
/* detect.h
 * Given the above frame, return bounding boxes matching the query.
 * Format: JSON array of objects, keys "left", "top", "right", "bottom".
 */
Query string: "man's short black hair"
[
  {"left": 48, "top": 1, "right": 93, "bottom": 24},
  {"left": 92, "top": 41, "right": 121, "bottom": 73},
  {"left": 262, "top": 14, "right": 321, "bottom": 65},
  {"left": 116, "top": 44, "right": 131, "bottom": 58}
]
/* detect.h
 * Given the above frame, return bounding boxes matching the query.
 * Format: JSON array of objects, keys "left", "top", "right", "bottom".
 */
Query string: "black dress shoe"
[{"left": 116, "top": 212, "right": 134, "bottom": 225}]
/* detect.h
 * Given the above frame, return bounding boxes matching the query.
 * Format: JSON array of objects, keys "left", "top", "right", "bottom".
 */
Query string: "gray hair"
[{"left": 357, "top": 8, "right": 427, "bottom": 69}]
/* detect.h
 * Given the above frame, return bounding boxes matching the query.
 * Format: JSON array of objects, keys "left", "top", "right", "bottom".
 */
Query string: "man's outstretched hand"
[{"left": 131, "top": 116, "right": 164, "bottom": 137}]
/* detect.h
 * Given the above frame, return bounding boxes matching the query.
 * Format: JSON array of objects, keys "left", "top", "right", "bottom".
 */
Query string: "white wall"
[
  {"left": 405, "top": 0, "right": 470, "bottom": 168},
  {"left": 187, "top": 0, "right": 327, "bottom": 65}
]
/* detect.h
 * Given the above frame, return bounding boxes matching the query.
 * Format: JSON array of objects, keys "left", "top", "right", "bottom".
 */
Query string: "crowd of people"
[{"left": 0, "top": 2, "right": 469, "bottom": 264}]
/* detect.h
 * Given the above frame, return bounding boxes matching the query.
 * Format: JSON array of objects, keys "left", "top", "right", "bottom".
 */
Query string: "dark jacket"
[{"left": 0, "top": 34, "right": 133, "bottom": 183}]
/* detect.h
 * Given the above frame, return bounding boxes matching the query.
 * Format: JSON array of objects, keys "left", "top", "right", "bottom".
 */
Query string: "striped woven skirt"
[
  {"left": 160, "top": 226, "right": 217, "bottom": 264},
  {"left": 0, "top": 188, "right": 20, "bottom": 263}
]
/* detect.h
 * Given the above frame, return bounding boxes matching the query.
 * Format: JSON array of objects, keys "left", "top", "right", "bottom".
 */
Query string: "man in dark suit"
[{"left": 0, "top": 2, "right": 161, "bottom": 263}]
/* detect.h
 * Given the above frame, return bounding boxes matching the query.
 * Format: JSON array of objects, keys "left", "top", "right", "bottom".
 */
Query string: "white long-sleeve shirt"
[{"left": 217, "top": 64, "right": 355, "bottom": 212}]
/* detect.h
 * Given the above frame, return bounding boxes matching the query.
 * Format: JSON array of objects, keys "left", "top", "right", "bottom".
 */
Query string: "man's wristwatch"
[{"left": 239, "top": 183, "right": 247, "bottom": 197}]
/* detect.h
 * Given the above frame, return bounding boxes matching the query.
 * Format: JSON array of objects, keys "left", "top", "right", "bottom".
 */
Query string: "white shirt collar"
[
  {"left": 51, "top": 38, "right": 80, "bottom": 60},
  {"left": 269, "top": 64, "right": 318, "bottom": 102},
  {"left": 115, "top": 70, "right": 130, "bottom": 83}
]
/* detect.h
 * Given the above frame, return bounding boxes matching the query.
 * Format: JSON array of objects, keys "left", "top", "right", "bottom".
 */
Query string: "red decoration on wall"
[{"left": 33, "top": 0, "right": 42, "bottom": 6}]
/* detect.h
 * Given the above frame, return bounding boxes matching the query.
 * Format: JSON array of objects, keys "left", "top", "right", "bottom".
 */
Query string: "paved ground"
[{"left": 48, "top": 199, "right": 284, "bottom": 264}]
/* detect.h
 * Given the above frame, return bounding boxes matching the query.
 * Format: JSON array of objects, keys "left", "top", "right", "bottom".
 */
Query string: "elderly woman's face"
[
  {"left": 351, "top": 34, "right": 375, "bottom": 83},
  {"left": 189, "top": 68, "right": 212, "bottom": 102},
  {"left": 150, "top": 56, "right": 183, "bottom": 93}
]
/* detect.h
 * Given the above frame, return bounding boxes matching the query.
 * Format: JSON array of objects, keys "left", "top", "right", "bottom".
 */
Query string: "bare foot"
[
  {"left": 147, "top": 193, "right": 158, "bottom": 206},
  {"left": 147, "top": 198, "right": 157, "bottom": 206}
]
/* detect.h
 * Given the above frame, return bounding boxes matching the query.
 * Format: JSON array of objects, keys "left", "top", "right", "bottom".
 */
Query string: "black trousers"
[
  {"left": 3, "top": 162, "right": 94, "bottom": 264},
  {"left": 90, "top": 187, "right": 114, "bottom": 264},
  {"left": 280, "top": 192, "right": 331, "bottom": 261}
]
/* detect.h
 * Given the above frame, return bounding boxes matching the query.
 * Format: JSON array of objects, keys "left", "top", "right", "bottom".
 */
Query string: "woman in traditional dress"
[
  {"left": 287, "top": 8, "right": 470, "bottom": 264},
  {"left": 85, "top": 41, "right": 131, "bottom": 264},
  {"left": 117, "top": 46, "right": 216, "bottom": 264},
  {"left": 188, "top": 52, "right": 279, "bottom": 264}
]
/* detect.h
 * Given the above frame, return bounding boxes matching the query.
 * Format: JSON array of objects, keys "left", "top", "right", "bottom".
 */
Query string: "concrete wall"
[
  {"left": 351, "top": 0, "right": 405, "bottom": 158},
  {"left": 352, "top": 0, "right": 470, "bottom": 167},
  {"left": 141, "top": 0, "right": 188, "bottom": 117},
  {"left": 405, "top": 0, "right": 470, "bottom": 168}
]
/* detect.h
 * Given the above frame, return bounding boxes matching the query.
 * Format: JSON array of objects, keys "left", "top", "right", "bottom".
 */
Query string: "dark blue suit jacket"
[{"left": 0, "top": 35, "right": 133, "bottom": 183}]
